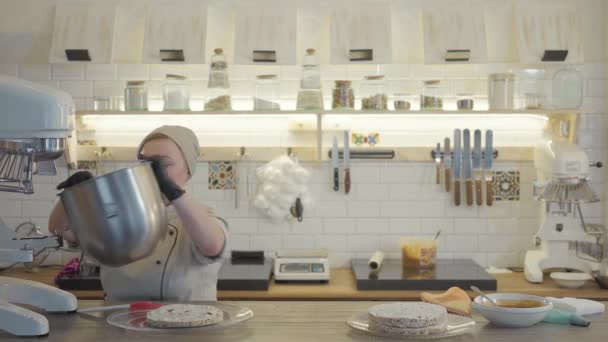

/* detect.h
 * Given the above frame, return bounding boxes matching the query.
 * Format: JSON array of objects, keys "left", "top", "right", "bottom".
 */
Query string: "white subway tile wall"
[{"left": 0, "top": 62, "right": 605, "bottom": 269}]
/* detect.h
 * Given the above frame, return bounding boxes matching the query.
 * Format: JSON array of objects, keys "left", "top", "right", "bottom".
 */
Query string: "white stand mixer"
[
  {"left": 524, "top": 134, "right": 605, "bottom": 283},
  {"left": 0, "top": 76, "right": 78, "bottom": 336}
]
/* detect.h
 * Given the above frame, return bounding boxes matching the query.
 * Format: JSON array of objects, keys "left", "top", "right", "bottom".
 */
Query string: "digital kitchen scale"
[{"left": 274, "top": 249, "right": 330, "bottom": 283}]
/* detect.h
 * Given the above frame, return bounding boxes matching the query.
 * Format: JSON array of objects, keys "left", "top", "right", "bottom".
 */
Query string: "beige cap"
[{"left": 137, "top": 126, "right": 200, "bottom": 176}]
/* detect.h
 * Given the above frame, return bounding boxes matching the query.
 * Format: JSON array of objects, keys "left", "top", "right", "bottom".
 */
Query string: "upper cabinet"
[
  {"left": 515, "top": 0, "right": 582, "bottom": 63},
  {"left": 49, "top": 2, "right": 116, "bottom": 63},
  {"left": 234, "top": 5, "right": 297, "bottom": 65},
  {"left": 422, "top": 0, "right": 487, "bottom": 64},
  {"left": 330, "top": 3, "right": 392, "bottom": 64},
  {"left": 484, "top": 0, "right": 518, "bottom": 63},
  {"left": 143, "top": 3, "right": 207, "bottom": 63}
]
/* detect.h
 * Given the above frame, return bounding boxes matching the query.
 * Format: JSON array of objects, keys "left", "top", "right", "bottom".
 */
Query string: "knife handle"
[
  {"left": 445, "top": 170, "right": 451, "bottom": 192},
  {"left": 436, "top": 164, "right": 441, "bottom": 184},
  {"left": 486, "top": 180, "right": 494, "bottom": 206},
  {"left": 475, "top": 180, "right": 483, "bottom": 206},
  {"left": 333, "top": 168, "right": 339, "bottom": 191},
  {"left": 454, "top": 180, "right": 461, "bottom": 206},
  {"left": 345, "top": 168, "right": 351, "bottom": 194},
  {"left": 465, "top": 180, "right": 473, "bottom": 206}
]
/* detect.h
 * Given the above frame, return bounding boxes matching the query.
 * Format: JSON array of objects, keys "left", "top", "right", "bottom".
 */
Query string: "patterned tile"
[
  {"left": 208, "top": 161, "right": 235, "bottom": 190},
  {"left": 492, "top": 171, "right": 520, "bottom": 201}
]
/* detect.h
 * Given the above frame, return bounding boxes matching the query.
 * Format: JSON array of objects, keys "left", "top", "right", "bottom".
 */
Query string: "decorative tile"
[
  {"left": 492, "top": 171, "right": 520, "bottom": 201},
  {"left": 208, "top": 161, "right": 235, "bottom": 190},
  {"left": 352, "top": 132, "right": 380, "bottom": 146}
]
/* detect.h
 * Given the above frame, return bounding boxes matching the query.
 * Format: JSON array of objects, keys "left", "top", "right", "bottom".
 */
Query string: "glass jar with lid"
[
  {"left": 124, "top": 81, "right": 148, "bottom": 111},
  {"left": 488, "top": 73, "right": 515, "bottom": 110},
  {"left": 420, "top": 80, "right": 443, "bottom": 110},
  {"left": 552, "top": 65, "right": 583, "bottom": 109},
  {"left": 254, "top": 74, "right": 280, "bottom": 111},
  {"left": 361, "top": 75, "right": 387, "bottom": 110},
  {"left": 332, "top": 81, "right": 354, "bottom": 110},
  {"left": 393, "top": 93, "right": 413, "bottom": 110},
  {"left": 205, "top": 48, "right": 232, "bottom": 111},
  {"left": 296, "top": 48, "right": 323, "bottom": 110},
  {"left": 163, "top": 74, "right": 190, "bottom": 111}
]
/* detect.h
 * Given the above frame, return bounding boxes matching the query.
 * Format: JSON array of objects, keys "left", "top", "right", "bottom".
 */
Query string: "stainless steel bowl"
[{"left": 60, "top": 163, "right": 167, "bottom": 267}]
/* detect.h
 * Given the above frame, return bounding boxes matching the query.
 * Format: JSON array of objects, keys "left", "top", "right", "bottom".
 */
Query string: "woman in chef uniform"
[{"left": 48, "top": 126, "right": 228, "bottom": 302}]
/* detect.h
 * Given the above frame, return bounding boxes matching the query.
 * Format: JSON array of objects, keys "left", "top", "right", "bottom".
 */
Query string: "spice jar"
[
  {"left": 205, "top": 48, "right": 232, "bottom": 111},
  {"left": 254, "top": 74, "right": 280, "bottom": 111},
  {"left": 488, "top": 73, "right": 514, "bottom": 110},
  {"left": 361, "top": 75, "right": 387, "bottom": 110},
  {"left": 393, "top": 93, "right": 412, "bottom": 110},
  {"left": 420, "top": 80, "right": 443, "bottom": 110},
  {"left": 124, "top": 81, "right": 148, "bottom": 111},
  {"left": 332, "top": 80, "right": 354, "bottom": 110},
  {"left": 163, "top": 74, "right": 190, "bottom": 111},
  {"left": 456, "top": 93, "right": 474, "bottom": 110},
  {"left": 296, "top": 48, "right": 323, "bottom": 110}
]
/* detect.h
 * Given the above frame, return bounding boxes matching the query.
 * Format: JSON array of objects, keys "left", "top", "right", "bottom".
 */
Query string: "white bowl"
[
  {"left": 472, "top": 293, "right": 553, "bottom": 328},
  {"left": 550, "top": 272, "right": 592, "bottom": 289}
]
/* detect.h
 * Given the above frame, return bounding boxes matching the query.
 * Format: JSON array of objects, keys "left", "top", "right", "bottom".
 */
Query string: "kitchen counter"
[
  {"left": 3, "top": 266, "right": 608, "bottom": 300},
  {"left": 1, "top": 300, "right": 607, "bottom": 341}
]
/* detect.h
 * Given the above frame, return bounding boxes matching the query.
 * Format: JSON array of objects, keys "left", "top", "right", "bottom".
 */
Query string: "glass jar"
[
  {"left": 124, "top": 81, "right": 148, "bottom": 111},
  {"left": 361, "top": 75, "right": 387, "bottom": 110},
  {"left": 525, "top": 93, "right": 543, "bottom": 109},
  {"left": 552, "top": 65, "right": 583, "bottom": 109},
  {"left": 254, "top": 74, "right": 280, "bottom": 111},
  {"left": 516, "top": 68, "right": 546, "bottom": 110},
  {"left": 93, "top": 97, "right": 110, "bottom": 111},
  {"left": 456, "top": 93, "right": 474, "bottom": 110},
  {"left": 206, "top": 48, "right": 232, "bottom": 111},
  {"left": 488, "top": 73, "right": 514, "bottom": 110},
  {"left": 420, "top": 80, "right": 443, "bottom": 110},
  {"left": 163, "top": 74, "right": 190, "bottom": 111},
  {"left": 332, "top": 80, "right": 354, "bottom": 110},
  {"left": 297, "top": 48, "right": 323, "bottom": 110},
  {"left": 393, "top": 93, "right": 412, "bottom": 110}
]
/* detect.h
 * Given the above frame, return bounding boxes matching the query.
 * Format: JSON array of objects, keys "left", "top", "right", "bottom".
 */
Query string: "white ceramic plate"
[
  {"left": 347, "top": 312, "right": 475, "bottom": 339},
  {"left": 106, "top": 302, "right": 253, "bottom": 333}
]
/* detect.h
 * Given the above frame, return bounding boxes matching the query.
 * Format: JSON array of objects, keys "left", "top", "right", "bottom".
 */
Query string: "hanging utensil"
[
  {"left": 344, "top": 130, "right": 351, "bottom": 194},
  {"left": 453, "top": 129, "right": 462, "bottom": 206},
  {"left": 463, "top": 129, "right": 473, "bottom": 206},
  {"left": 434, "top": 142, "right": 441, "bottom": 185},
  {"left": 444, "top": 137, "right": 451, "bottom": 192},
  {"left": 332, "top": 136, "right": 339, "bottom": 192},
  {"left": 473, "top": 130, "right": 483, "bottom": 206},
  {"left": 290, "top": 198, "right": 304, "bottom": 222},
  {"left": 485, "top": 130, "right": 494, "bottom": 206}
]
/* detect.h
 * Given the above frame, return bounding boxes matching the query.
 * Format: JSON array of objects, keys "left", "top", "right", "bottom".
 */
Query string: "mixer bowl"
[{"left": 60, "top": 163, "right": 167, "bottom": 267}]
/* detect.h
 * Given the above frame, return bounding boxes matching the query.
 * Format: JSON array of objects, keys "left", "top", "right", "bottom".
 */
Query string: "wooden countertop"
[
  {"left": 2, "top": 300, "right": 607, "bottom": 341},
  {"left": 3, "top": 266, "right": 608, "bottom": 300}
]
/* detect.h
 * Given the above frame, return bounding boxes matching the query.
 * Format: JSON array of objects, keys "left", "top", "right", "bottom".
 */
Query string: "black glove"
[
  {"left": 141, "top": 155, "right": 185, "bottom": 202},
  {"left": 57, "top": 171, "right": 94, "bottom": 190}
]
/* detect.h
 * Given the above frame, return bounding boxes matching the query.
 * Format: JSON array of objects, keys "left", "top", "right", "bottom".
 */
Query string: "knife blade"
[
  {"left": 344, "top": 130, "right": 350, "bottom": 194},
  {"left": 484, "top": 130, "right": 494, "bottom": 206},
  {"left": 463, "top": 129, "right": 473, "bottom": 206},
  {"left": 435, "top": 142, "right": 441, "bottom": 185},
  {"left": 473, "top": 129, "right": 483, "bottom": 206},
  {"left": 332, "top": 136, "right": 339, "bottom": 191},
  {"left": 453, "top": 129, "right": 461, "bottom": 206},
  {"left": 444, "top": 138, "right": 451, "bottom": 192}
]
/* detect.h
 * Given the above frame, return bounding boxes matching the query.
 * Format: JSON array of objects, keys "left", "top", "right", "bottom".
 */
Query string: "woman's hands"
[{"left": 141, "top": 155, "right": 185, "bottom": 202}]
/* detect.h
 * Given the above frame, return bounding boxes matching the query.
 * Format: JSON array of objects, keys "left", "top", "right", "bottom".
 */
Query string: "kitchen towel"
[{"left": 547, "top": 297, "right": 605, "bottom": 316}]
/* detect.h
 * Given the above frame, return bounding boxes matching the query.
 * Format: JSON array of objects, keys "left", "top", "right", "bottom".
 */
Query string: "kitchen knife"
[
  {"left": 344, "top": 130, "right": 351, "bottom": 194},
  {"left": 332, "top": 136, "right": 339, "bottom": 191},
  {"left": 444, "top": 137, "right": 451, "bottom": 192},
  {"left": 453, "top": 129, "right": 461, "bottom": 206},
  {"left": 473, "top": 129, "right": 483, "bottom": 206},
  {"left": 435, "top": 142, "right": 441, "bottom": 185},
  {"left": 485, "top": 130, "right": 494, "bottom": 206},
  {"left": 463, "top": 129, "right": 473, "bottom": 206}
]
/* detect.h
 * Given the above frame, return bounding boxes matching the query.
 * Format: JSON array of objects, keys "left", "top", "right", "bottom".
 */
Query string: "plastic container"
[
  {"left": 360, "top": 75, "right": 387, "bottom": 110},
  {"left": 552, "top": 65, "right": 583, "bottom": 109},
  {"left": 206, "top": 48, "right": 232, "bottom": 111},
  {"left": 162, "top": 74, "right": 190, "bottom": 111},
  {"left": 297, "top": 48, "right": 323, "bottom": 110},
  {"left": 420, "top": 80, "right": 443, "bottom": 110},
  {"left": 124, "top": 81, "right": 148, "bottom": 111},
  {"left": 254, "top": 74, "right": 280, "bottom": 111},
  {"left": 332, "top": 80, "right": 354, "bottom": 110},
  {"left": 488, "top": 73, "right": 514, "bottom": 110},
  {"left": 400, "top": 237, "right": 437, "bottom": 269}
]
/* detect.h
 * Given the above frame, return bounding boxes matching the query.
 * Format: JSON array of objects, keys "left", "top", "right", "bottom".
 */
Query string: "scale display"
[{"left": 280, "top": 263, "right": 325, "bottom": 273}]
